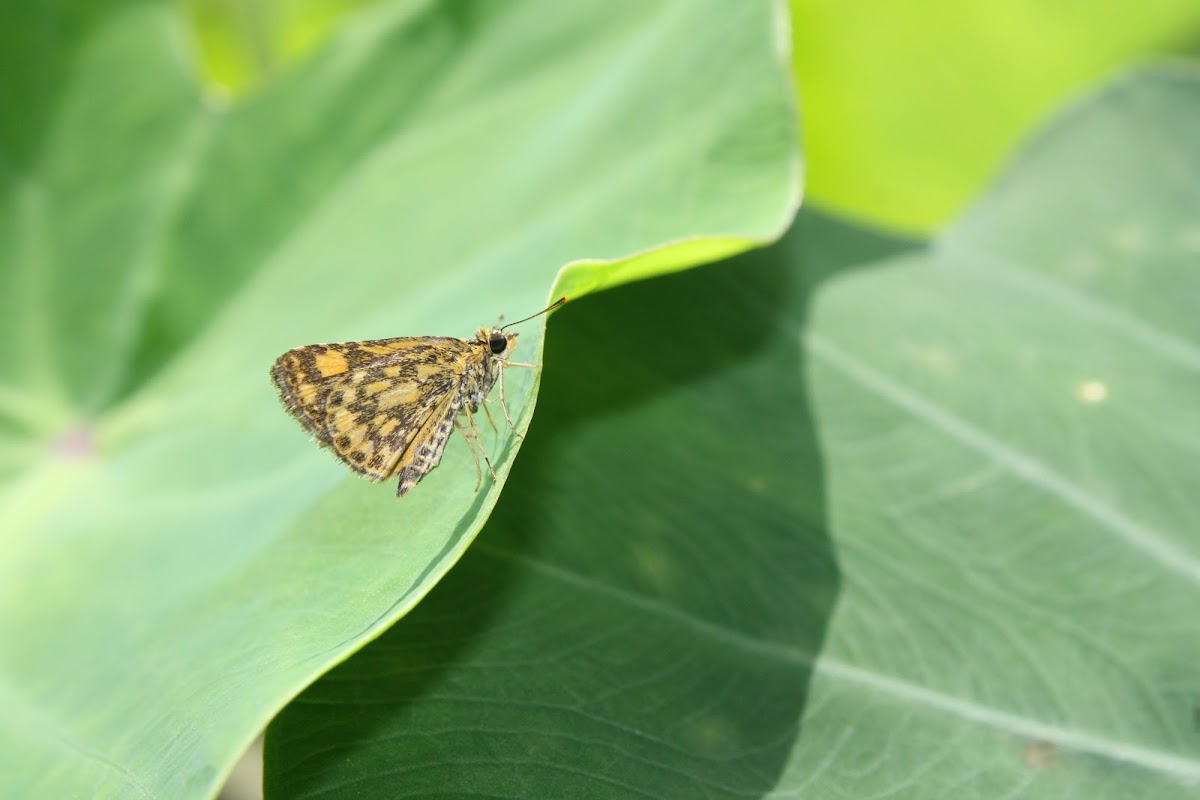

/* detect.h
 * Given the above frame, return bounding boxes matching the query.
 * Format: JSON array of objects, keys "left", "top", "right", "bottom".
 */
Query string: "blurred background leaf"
[
  {"left": 0, "top": 1, "right": 798, "bottom": 798},
  {"left": 184, "top": 0, "right": 1200, "bottom": 233},
  {"left": 183, "top": 0, "right": 378, "bottom": 100},
  {"left": 791, "top": 0, "right": 1200, "bottom": 231},
  {"left": 265, "top": 67, "right": 1200, "bottom": 798}
]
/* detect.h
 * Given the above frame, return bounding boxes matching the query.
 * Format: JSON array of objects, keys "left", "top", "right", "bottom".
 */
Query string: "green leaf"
[
  {"left": 0, "top": 1, "right": 799, "bottom": 798},
  {"left": 182, "top": 0, "right": 380, "bottom": 98},
  {"left": 265, "top": 66, "right": 1200, "bottom": 797},
  {"left": 792, "top": 0, "right": 1200, "bottom": 231}
]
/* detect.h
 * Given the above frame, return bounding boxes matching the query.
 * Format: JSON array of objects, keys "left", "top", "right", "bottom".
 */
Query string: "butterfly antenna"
[{"left": 500, "top": 296, "right": 568, "bottom": 331}]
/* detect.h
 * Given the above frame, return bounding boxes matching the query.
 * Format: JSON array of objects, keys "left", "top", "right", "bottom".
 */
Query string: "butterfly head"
[
  {"left": 477, "top": 327, "right": 518, "bottom": 358},
  {"left": 477, "top": 297, "right": 566, "bottom": 360}
]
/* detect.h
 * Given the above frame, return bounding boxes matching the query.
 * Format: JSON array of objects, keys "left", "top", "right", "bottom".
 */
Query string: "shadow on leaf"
[{"left": 264, "top": 210, "right": 919, "bottom": 798}]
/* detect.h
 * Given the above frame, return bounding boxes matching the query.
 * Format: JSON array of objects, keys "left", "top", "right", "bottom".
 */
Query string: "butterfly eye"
[{"left": 488, "top": 333, "right": 507, "bottom": 355}]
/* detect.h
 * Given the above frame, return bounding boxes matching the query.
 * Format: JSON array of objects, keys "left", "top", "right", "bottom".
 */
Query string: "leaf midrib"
[
  {"left": 936, "top": 239, "right": 1200, "bottom": 373},
  {"left": 805, "top": 333, "right": 1200, "bottom": 583},
  {"left": 473, "top": 543, "right": 1200, "bottom": 782}
]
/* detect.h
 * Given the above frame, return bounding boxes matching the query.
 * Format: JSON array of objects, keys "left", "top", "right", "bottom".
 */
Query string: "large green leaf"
[
  {"left": 193, "top": 0, "right": 1200, "bottom": 237},
  {"left": 0, "top": 1, "right": 799, "bottom": 797},
  {"left": 265, "top": 67, "right": 1200, "bottom": 797},
  {"left": 792, "top": 0, "right": 1200, "bottom": 231}
]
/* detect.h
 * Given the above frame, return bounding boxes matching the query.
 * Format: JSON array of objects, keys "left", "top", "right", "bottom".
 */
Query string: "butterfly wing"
[
  {"left": 271, "top": 336, "right": 475, "bottom": 484},
  {"left": 391, "top": 400, "right": 460, "bottom": 496}
]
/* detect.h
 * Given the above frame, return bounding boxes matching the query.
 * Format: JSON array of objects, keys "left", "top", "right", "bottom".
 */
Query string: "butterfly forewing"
[
  {"left": 270, "top": 338, "right": 439, "bottom": 441},
  {"left": 271, "top": 336, "right": 479, "bottom": 481}
]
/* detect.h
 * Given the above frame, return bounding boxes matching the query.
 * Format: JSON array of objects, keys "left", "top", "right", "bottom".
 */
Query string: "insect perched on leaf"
[{"left": 271, "top": 297, "right": 566, "bottom": 497}]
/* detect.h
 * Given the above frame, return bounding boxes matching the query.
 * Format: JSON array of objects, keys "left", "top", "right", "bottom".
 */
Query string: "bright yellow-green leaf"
[{"left": 792, "top": 0, "right": 1200, "bottom": 231}]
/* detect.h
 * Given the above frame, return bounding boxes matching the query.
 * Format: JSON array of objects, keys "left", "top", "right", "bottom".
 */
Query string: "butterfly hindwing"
[
  {"left": 323, "top": 359, "right": 461, "bottom": 481},
  {"left": 393, "top": 401, "right": 460, "bottom": 496}
]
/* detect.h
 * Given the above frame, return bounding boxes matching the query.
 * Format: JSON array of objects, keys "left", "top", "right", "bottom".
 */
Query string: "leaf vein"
[
  {"left": 807, "top": 333, "right": 1200, "bottom": 584},
  {"left": 476, "top": 544, "right": 1200, "bottom": 783}
]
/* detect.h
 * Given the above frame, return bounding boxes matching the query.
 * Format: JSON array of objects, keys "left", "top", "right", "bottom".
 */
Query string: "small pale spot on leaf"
[
  {"left": 1109, "top": 222, "right": 1149, "bottom": 253},
  {"left": 1023, "top": 739, "right": 1058, "bottom": 769},
  {"left": 683, "top": 715, "right": 740, "bottom": 758},
  {"left": 907, "top": 343, "right": 956, "bottom": 373},
  {"left": 1178, "top": 228, "right": 1200, "bottom": 253},
  {"left": 1076, "top": 380, "right": 1108, "bottom": 404},
  {"left": 631, "top": 543, "right": 673, "bottom": 589},
  {"left": 52, "top": 424, "right": 94, "bottom": 459}
]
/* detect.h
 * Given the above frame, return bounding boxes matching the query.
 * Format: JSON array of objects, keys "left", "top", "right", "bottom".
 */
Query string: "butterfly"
[{"left": 271, "top": 297, "right": 566, "bottom": 496}]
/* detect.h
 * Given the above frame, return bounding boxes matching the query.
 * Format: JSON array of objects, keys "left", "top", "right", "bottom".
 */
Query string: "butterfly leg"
[
  {"left": 497, "top": 366, "right": 524, "bottom": 440},
  {"left": 462, "top": 405, "right": 498, "bottom": 484},
  {"left": 454, "top": 418, "right": 484, "bottom": 490},
  {"left": 481, "top": 400, "right": 499, "bottom": 433}
]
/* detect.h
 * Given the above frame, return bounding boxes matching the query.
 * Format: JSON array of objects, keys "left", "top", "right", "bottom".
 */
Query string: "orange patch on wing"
[{"left": 313, "top": 350, "right": 350, "bottom": 377}]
